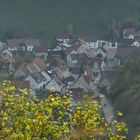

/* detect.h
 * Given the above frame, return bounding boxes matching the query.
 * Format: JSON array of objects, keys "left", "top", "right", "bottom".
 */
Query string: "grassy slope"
[{"left": 0, "top": 0, "right": 140, "bottom": 41}]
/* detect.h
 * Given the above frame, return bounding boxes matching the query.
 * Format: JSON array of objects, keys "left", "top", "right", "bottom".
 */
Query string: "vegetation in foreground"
[
  {"left": 0, "top": 81, "right": 129, "bottom": 140},
  {"left": 0, "top": 82, "right": 128, "bottom": 140}
]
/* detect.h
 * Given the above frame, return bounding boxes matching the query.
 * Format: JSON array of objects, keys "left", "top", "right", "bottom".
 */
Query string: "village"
[{"left": 0, "top": 27, "right": 140, "bottom": 101}]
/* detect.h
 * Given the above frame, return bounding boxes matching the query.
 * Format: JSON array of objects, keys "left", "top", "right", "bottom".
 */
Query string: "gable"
[
  {"left": 96, "top": 49, "right": 106, "bottom": 59},
  {"left": 70, "top": 50, "right": 77, "bottom": 54},
  {"left": 131, "top": 41, "right": 140, "bottom": 47},
  {"left": 46, "top": 80, "right": 61, "bottom": 91}
]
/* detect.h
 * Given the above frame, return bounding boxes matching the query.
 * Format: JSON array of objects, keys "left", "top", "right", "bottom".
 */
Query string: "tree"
[
  {"left": 23, "top": 52, "right": 34, "bottom": 63},
  {"left": 110, "top": 54, "right": 140, "bottom": 139},
  {"left": 108, "top": 19, "right": 121, "bottom": 41},
  {"left": 0, "top": 81, "right": 129, "bottom": 140}
]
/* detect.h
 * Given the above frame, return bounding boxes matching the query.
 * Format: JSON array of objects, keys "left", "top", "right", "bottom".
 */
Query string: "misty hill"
[{"left": 0, "top": 0, "right": 140, "bottom": 40}]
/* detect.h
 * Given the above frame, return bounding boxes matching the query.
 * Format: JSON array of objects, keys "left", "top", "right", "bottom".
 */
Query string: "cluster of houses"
[{"left": 0, "top": 28, "right": 140, "bottom": 96}]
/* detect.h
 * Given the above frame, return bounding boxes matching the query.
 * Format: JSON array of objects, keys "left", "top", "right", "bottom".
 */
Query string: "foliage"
[
  {"left": 110, "top": 54, "right": 140, "bottom": 139},
  {"left": 1, "top": 0, "right": 140, "bottom": 41},
  {"left": 15, "top": 52, "right": 34, "bottom": 68},
  {"left": 0, "top": 81, "right": 129, "bottom": 140},
  {"left": 0, "top": 60, "right": 9, "bottom": 71}
]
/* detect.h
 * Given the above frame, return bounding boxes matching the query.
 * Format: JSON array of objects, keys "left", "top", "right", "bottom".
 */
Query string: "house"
[
  {"left": 118, "top": 38, "right": 137, "bottom": 47},
  {"left": 56, "top": 33, "right": 78, "bottom": 48},
  {"left": 15, "top": 64, "right": 29, "bottom": 78},
  {"left": 76, "top": 42, "right": 89, "bottom": 54},
  {"left": 123, "top": 28, "right": 136, "bottom": 39},
  {"left": 15, "top": 57, "right": 47, "bottom": 78},
  {"left": 106, "top": 47, "right": 117, "bottom": 68},
  {"left": 34, "top": 45, "right": 48, "bottom": 61},
  {"left": 95, "top": 48, "right": 106, "bottom": 59},
  {"left": 0, "top": 42, "right": 6, "bottom": 52},
  {"left": 116, "top": 47, "right": 140, "bottom": 64},
  {"left": 79, "top": 39, "right": 109, "bottom": 49},
  {"left": 25, "top": 71, "right": 51, "bottom": 89},
  {"left": 0, "top": 54, "right": 16, "bottom": 72},
  {"left": 1, "top": 49, "right": 13, "bottom": 57},
  {"left": 33, "top": 57, "right": 47, "bottom": 71},
  {"left": 69, "top": 66, "right": 81, "bottom": 77},
  {"left": 41, "top": 71, "right": 51, "bottom": 81},
  {"left": 92, "top": 61, "right": 101, "bottom": 76},
  {"left": 45, "top": 79, "right": 62, "bottom": 92},
  {"left": 92, "top": 73, "right": 101, "bottom": 85},
  {"left": 0, "top": 42, "right": 6, "bottom": 48},
  {"left": 100, "top": 60, "right": 107, "bottom": 71},
  {"left": 67, "top": 53, "right": 87, "bottom": 64},
  {"left": 7, "top": 38, "right": 41, "bottom": 52},
  {"left": 57, "top": 63, "right": 70, "bottom": 79},
  {"left": 103, "top": 42, "right": 117, "bottom": 51},
  {"left": 123, "top": 28, "right": 140, "bottom": 40},
  {"left": 66, "top": 43, "right": 87, "bottom": 65},
  {"left": 87, "top": 48, "right": 96, "bottom": 58},
  {"left": 84, "top": 66, "right": 93, "bottom": 76},
  {"left": 69, "top": 78, "right": 85, "bottom": 89},
  {"left": 65, "top": 41, "right": 88, "bottom": 57},
  {"left": 48, "top": 47, "right": 63, "bottom": 56},
  {"left": 79, "top": 75, "right": 91, "bottom": 89},
  {"left": 131, "top": 40, "right": 140, "bottom": 47},
  {"left": 62, "top": 76, "right": 75, "bottom": 86},
  {"left": 69, "top": 88, "right": 84, "bottom": 102},
  {"left": 56, "top": 33, "right": 71, "bottom": 48}
]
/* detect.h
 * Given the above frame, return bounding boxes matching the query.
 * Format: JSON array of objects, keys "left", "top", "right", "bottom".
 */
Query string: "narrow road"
[{"left": 89, "top": 86, "right": 115, "bottom": 134}]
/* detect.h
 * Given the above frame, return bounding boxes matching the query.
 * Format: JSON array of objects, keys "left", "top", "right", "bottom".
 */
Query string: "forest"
[{"left": 110, "top": 53, "right": 140, "bottom": 139}]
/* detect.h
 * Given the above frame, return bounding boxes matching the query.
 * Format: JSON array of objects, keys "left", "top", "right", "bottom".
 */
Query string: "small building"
[
  {"left": 34, "top": 45, "right": 48, "bottom": 61},
  {"left": 7, "top": 38, "right": 41, "bottom": 52},
  {"left": 45, "top": 79, "right": 62, "bottom": 92}
]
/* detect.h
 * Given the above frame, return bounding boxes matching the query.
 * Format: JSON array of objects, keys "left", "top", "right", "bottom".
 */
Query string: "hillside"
[
  {"left": 0, "top": 0, "right": 140, "bottom": 41},
  {"left": 110, "top": 54, "right": 140, "bottom": 139}
]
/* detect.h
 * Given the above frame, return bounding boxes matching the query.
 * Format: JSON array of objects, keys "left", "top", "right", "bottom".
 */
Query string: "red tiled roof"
[
  {"left": 65, "top": 43, "right": 81, "bottom": 55},
  {"left": 123, "top": 28, "right": 136, "bottom": 37},
  {"left": 17, "top": 63, "right": 29, "bottom": 76},
  {"left": 0, "top": 54, "right": 16, "bottom": 63},
  {"left": 7, "top": 38, "right": 41, "bottom": 48},
  {"left": 33, "top": 57, "right": 47, "bottom": 70}
]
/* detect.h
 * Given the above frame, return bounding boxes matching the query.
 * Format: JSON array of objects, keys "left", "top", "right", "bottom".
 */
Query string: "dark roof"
[
  {"left": 118, "top": 38, "right": 135, "bottom": 47},
  {"left": 31, "top": 72, "right": 45, "bottom": 83},
  {"left": 70, "top": 67, "right": 80, "bottom": 74},
  {"left": 134, "top": 36, "right": 140, "bottom": 41},
  {"left": 64, "top": 42, "right": 81, "bottom": 55},
  {"left": 62, "top": 76, "right": 75, "bottom": 84},
  {"left": 123, "top": 28, "right": 136, "bottom": 38},
  {"left": 70, "top": 53, "right": 87, "bottom": 60},
  {"left": 116, "top": 47, "right": 140, "bottom": 58},
  {"left": 34, "top": 45, "right": 48, "bottom": 53},
  {"left": 69, "top": 88, "right": 84, "bottom": 101},
  {"left": 96, "top": 53, "right": 103, "bottom": 59},
  {"left": 56, "top": 33, "right": 70, "bottom": 39},
  {"left": 7, "top": 38, "right": 41, "bottom": 48},
  {"left": 33, "top": 57, "right": 47, "bottom": 70}
]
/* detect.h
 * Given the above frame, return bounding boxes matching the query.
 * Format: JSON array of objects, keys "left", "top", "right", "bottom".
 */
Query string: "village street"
[{"left": 89, "top": 85, "right": 115, "bottom": 134}]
